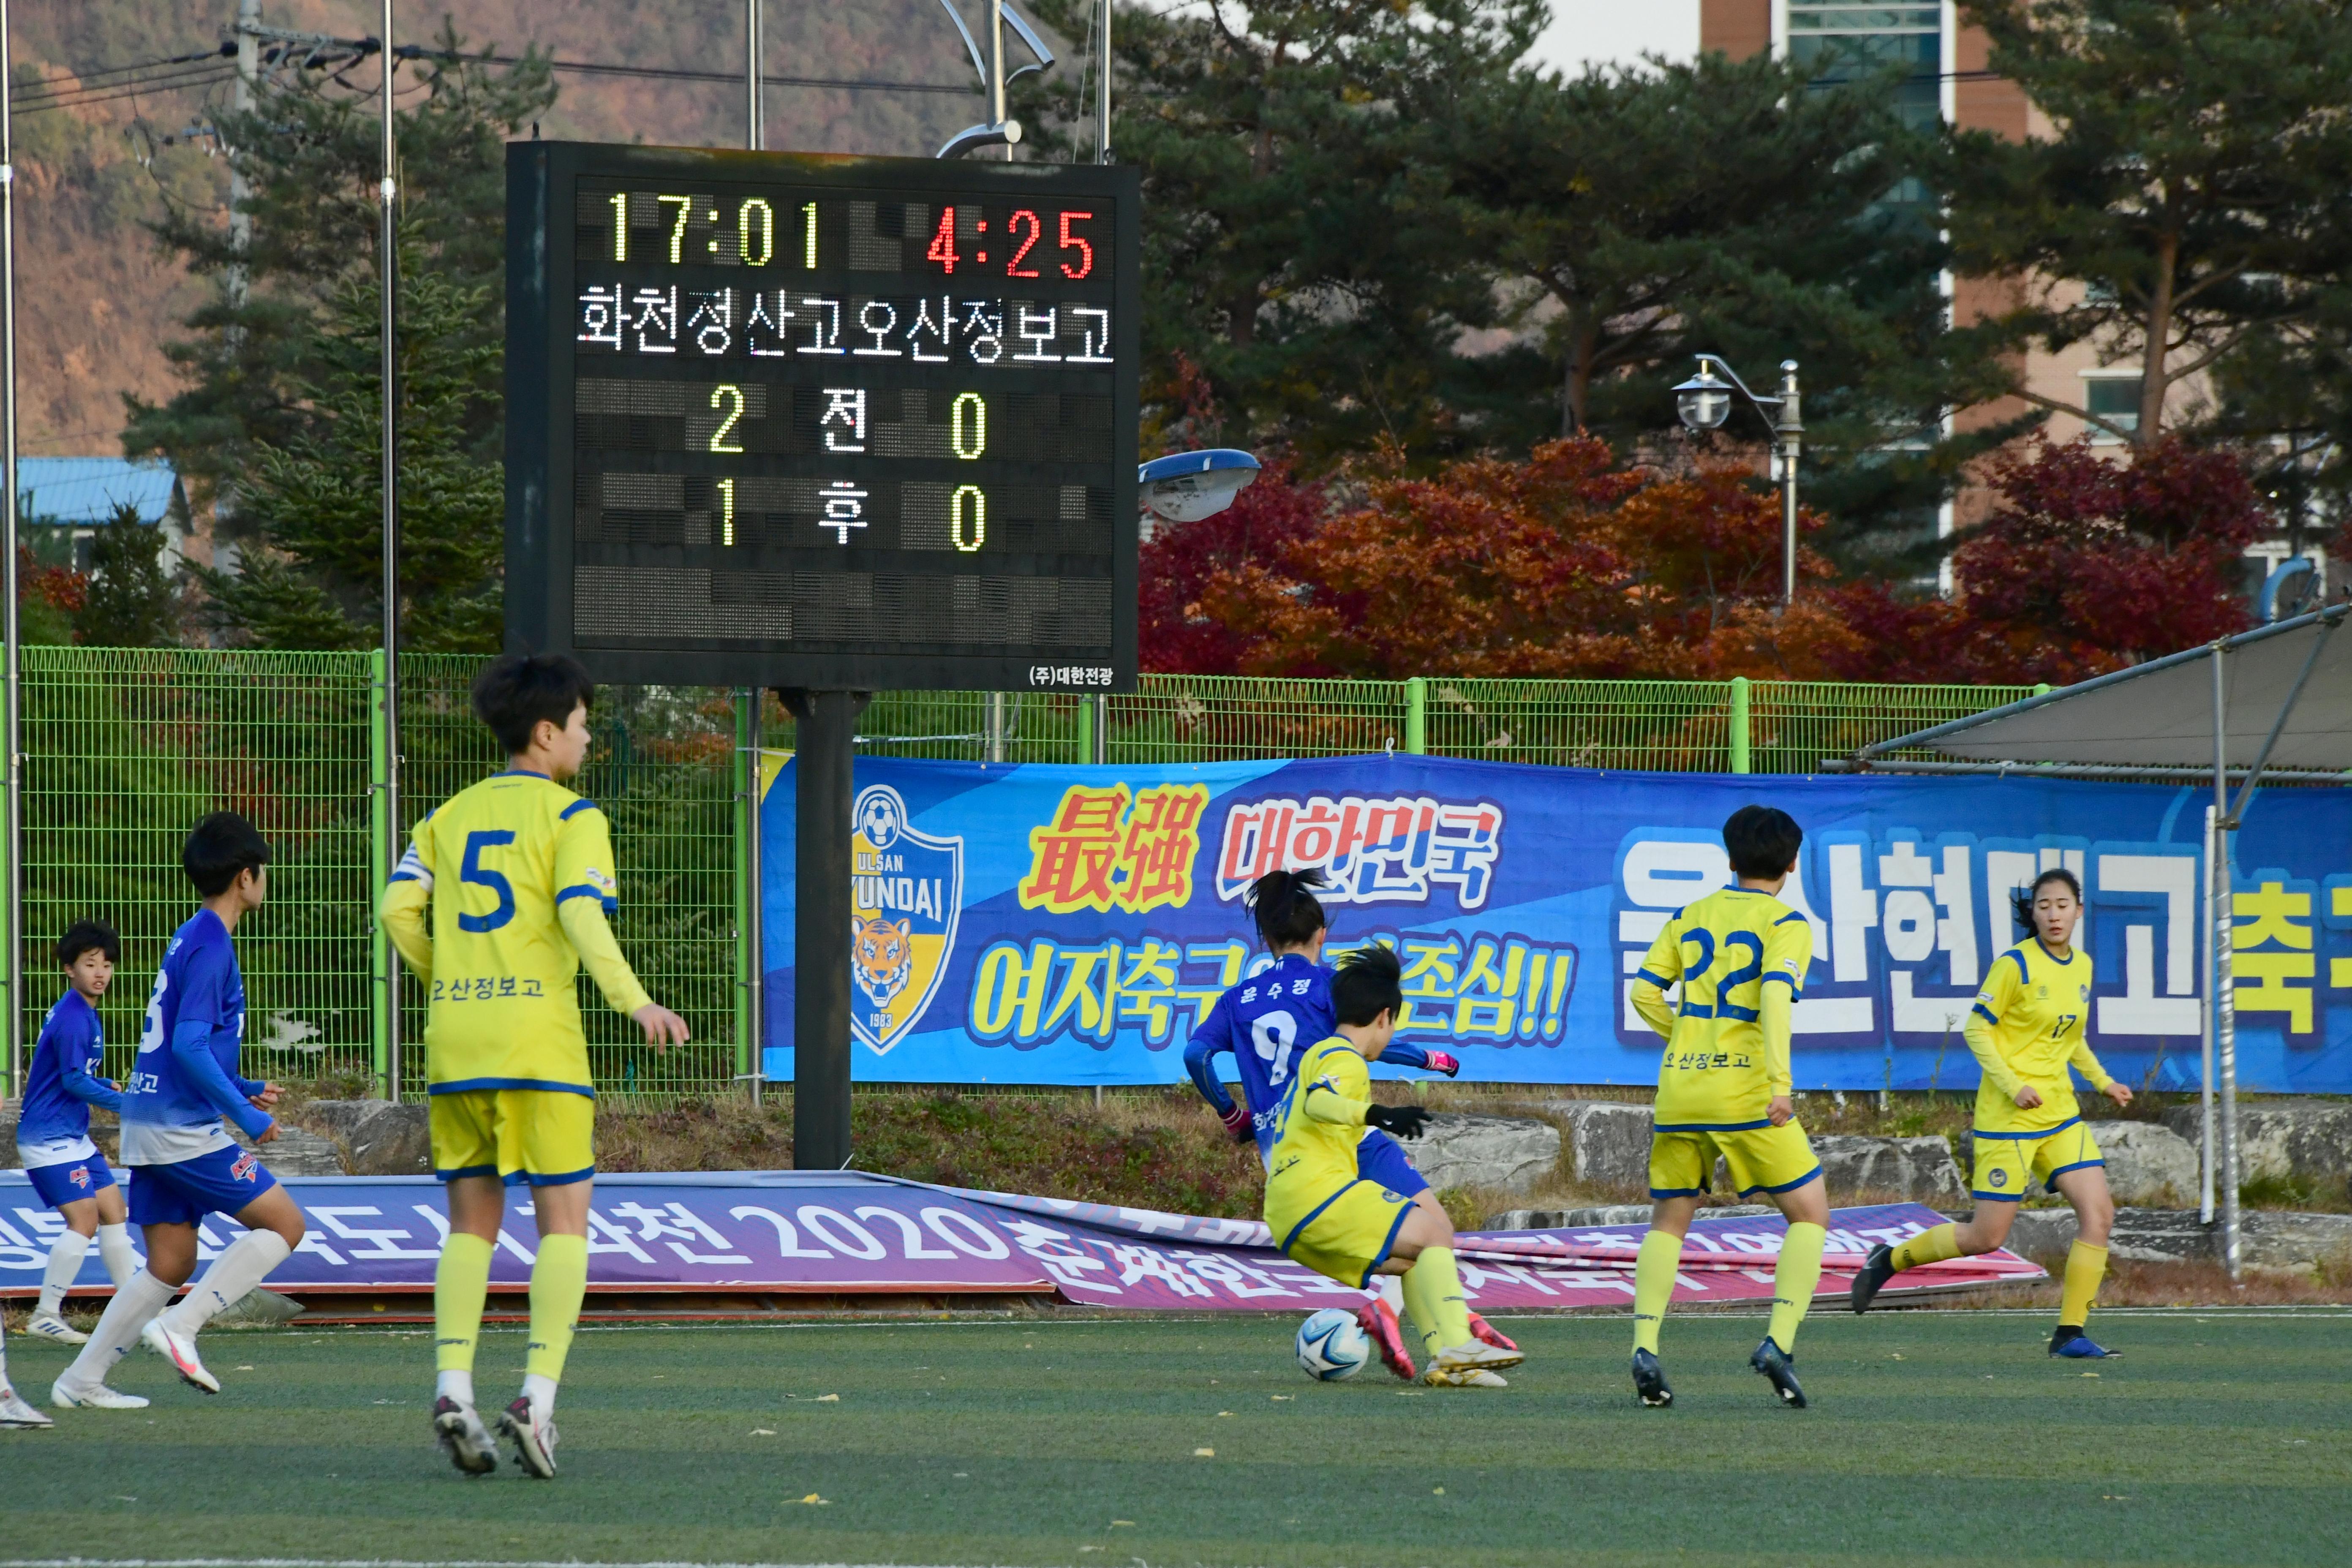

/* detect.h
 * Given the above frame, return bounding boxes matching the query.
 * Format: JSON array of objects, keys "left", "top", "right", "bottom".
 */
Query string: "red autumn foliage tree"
[
  {"left": 1142, "top": 433, "right": 2267, "bottom": 685},
  {"left": 1818, "top": 437, "right": 2263, "bottom": 684}
]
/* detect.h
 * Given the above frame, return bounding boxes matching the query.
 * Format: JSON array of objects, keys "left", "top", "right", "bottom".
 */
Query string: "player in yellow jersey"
[
  {"left": 1263, "top": 946, "right": 1522, "bottom": 1388},
  {"left": 1627, "top": 805, "right": 1825, "bottom": 1409},
  {"left": 1851, "top": 867, "right": 2131, "bottom": 1358},
  {"left": 381, "top": 653, "right": 689, "bottom": 1477}
]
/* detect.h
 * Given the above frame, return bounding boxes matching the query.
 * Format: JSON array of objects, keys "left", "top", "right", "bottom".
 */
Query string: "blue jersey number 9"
[
  {"left": 458, "top": 830, "right": 519, "bottom": 933},
  {"left": 1252, "top": 1008, "right": 1299, "bottom": 1086}
]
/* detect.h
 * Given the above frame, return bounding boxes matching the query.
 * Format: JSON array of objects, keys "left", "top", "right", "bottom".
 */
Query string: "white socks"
[
  {"left": 97, "top": 1222, "right": 137, "bottom": 1285},
  {"left": 437, "top": 1369, "right": 476, "bottom": 1407},
  {"left": 522, "top": 1372, "right": 558, "bottom": 1421},
  {"left": 160, "top": 1229, "right": 292, "bottom": 1339},
  {"left": 38, "top": 1230, "right": 90, "bottom": 1317},
  {"left": 60, "top": 1269, "right": 175, "bottom": 1390}
]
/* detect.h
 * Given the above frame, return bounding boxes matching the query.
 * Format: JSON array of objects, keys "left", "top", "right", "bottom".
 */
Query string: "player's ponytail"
[
  {"left": 1247, "top": 868, "right": 1329, "bottom": 952},
  {"left": 2011, "top": 866, "right": 2083, "bottom": 934}
]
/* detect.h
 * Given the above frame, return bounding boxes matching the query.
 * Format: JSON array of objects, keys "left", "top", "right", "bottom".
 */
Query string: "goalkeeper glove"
[
  {"left": 1364, "top": 1104, "right": 1433, "bottom": 1140},
  {"left": 1424, "top": 1049, "right": 1462, "bottom": 1078},
  {"left": 1220, "top": 1102, "right": 1254, "bottom": 1142}
]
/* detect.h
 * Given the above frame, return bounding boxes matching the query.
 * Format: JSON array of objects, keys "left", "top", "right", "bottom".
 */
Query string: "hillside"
[{"left": 10, "top": 0, "right": 997, "bottom": 457}]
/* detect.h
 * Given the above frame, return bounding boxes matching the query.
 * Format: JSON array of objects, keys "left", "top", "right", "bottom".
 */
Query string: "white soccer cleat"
[
  {"left": 1433, "top": 1339, "right": 1524, "bottom": 1375},
  {"left": 2, "top": 1384, "right": 56, "bottom": 1427},
  {"left": 140, "top": 1318, "right": 173, "bottom": 1359},
  {"left": 152, "top": 1323, "right": 219, "bottom": 1394},
  {"left": 433, "top": 1396, "right": 499, "bottom": 1476},
  {"left": 24, "top": 1313, "right": 89, "bottom": 1346},
  {"left": 51, "top": 1377, "right": 150, "bottom": 1410},
  {"left": 499, "top": 1396, "right": 559, "bottom": 1479}
]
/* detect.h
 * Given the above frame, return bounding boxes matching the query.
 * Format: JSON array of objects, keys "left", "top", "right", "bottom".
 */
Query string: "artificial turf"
[{"left": 3, "top": 1309, "right": 2347, "bottom": 1567}]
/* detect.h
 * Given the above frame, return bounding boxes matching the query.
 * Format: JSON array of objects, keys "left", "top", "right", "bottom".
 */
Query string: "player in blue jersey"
[
  {"left": 1183, "top": 868, "right": 1511, "bottom": 1379},
  {"left": 15, "top": 921, "right": 144, "bottom": 1348},
  {"left": 52, "top": 814, "right": 307, "bottom": 1411}
]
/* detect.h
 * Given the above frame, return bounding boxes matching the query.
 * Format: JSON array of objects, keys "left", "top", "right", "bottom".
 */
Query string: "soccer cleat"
[
  {"left": 1466, "top": 1312, "right": 1518, "bottom": 1353},
  {"left": 152, "top": 1322, "right": 219, "bottom": 1394},
  {"left": 2, "top": 1385, "right": 55, "bottom": 1428},
  {"left": 2051, "top": 1327, "right": 2118, "bottom": 1359},
  {"left": 50, "top": 1377, "right": 149, "bottom": 1410},
  {"left": 1424, "top": 1366, "right": 1508, "bottom": 1388},
  {"left": 1433, "top": 1339, "right": 1523, "bottom": 1377},
  {"left": 1631, "top": 1349, "right": 1672, "bottom": 1408},
  {"left": 24, "top": 1313, "right": 88, "bottom": 1346},
  {"left": 433, "top": 1396, "right": 498, "bottom": 1476},
  {"left": 500, "top": 1396, "right": 559, "bottom": 1479},
  {"left": 140, "top": 1318, "right": 173, "bottom": 1360},
  {"left": 1750, "top": 1337, "right": 1807, "bottom": 1408},
  {"left": 1355, "top": 1300, "right": 1418, "bottom": 1381},
  {"left": 1850, "top": 1243, "right": 1898, "bottom": 1315}
]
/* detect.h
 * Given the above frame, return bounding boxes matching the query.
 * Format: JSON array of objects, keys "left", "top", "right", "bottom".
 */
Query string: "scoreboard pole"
[{"left": 782, "top": 689, "right": 868, "bottom": 1169}]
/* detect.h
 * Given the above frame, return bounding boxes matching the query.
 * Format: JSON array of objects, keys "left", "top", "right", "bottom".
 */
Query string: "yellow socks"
[
  {"left": 1892, "top": 1222, "right": 1961, "bottom": 1271},
  {"left": 2058, "top": 1241, "right": 2107, "bottom": 1330},
  {"left": 1402, "top": 1247, "right": 1472, "bottom": 1355},
  {"left": 525, "top": 1233, "right": 589, "bottom": 1386},
  {"left": 434, "top": 1232, "right": 494, "bottom": 1375},
  {"left": 1767, "top": 1222, "right": 1826, "bottom": 1352},
  {"left": 1632, "top": 1229, "right": 1681, "bottom": 1355}
]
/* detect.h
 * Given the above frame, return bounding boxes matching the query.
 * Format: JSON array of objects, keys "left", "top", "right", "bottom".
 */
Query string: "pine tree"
[
  {"left": 1949, "top": 0, "right": 2352, "bottom": 445},
  {"left": 76, "top": 501, "right": 184, "bottom": 648},
  {"left": 124, "top": 28, "right": 552, "bottom": 651}
]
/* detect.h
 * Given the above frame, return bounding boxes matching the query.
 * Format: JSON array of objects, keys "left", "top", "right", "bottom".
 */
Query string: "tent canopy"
[{"left": 1854, "top": 603, "right": 2352, "bottom": 773}]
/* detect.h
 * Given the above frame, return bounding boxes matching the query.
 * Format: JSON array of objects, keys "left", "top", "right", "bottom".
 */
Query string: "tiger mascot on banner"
[{"left": 853, "top": 915, "right": 914, "bottom": 1011}]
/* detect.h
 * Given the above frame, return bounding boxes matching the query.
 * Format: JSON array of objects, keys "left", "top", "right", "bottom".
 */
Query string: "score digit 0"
[{"left": 950, "top": 394, "right": 986, "bottom": 551}]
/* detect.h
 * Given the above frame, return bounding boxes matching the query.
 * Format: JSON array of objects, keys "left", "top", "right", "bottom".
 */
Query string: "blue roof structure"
[{"left": 15, "top": 457, "right": 179, "bottom": 526}]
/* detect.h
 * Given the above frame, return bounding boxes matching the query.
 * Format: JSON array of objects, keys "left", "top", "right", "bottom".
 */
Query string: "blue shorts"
[
  {"left": 1355, "top": 1130, "right": 1429, "bottom": 1199},
  {"left": 127, "top": 1145, "right": 279, "bottom": 1227},
  {"left": 27, "top": 1151, "right": 116, "bottom": 1207}
]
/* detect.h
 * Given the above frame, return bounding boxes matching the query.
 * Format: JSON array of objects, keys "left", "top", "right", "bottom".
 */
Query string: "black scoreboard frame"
[{"left": 505, "top": 140, "right": 1143, "bottom": 691}]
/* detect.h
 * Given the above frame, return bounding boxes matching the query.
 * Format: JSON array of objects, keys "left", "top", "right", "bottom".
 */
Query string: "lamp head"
[
  {"left": 1673, "top": 362, "right": 1733, "bottom": 432},
  {"left": 1140, "top": 448, "right": 1262, "bottom": 523}
]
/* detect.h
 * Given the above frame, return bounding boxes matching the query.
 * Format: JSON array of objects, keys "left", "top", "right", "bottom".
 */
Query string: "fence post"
[
  {"left": 368, "top": 647, "right": 392, "bottom": 1099},
  {"left": 2034, "top": 682, "right": 2052, "bottom": 697},
  {"left": 735, "top": 688, "right": 757, "bottom": 1103},
  {"left": 1075, "top": 694, "right": 1094, "bottom": 764},
  {"left": 1404, "top": 677, "right": 1427, "bottom": 754},
  {"left": 1729, "top": 676, "right": 1751, "bottom": 774}
]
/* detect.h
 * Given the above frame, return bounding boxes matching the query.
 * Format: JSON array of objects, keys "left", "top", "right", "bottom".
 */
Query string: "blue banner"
[{"left": 759, "top": 754, "right": 2352, "bottom": 1092}]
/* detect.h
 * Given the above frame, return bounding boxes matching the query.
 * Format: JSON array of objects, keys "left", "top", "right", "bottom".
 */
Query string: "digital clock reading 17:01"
[{"left": 504, "top": 142, "right": 1141, "bottom": 693}]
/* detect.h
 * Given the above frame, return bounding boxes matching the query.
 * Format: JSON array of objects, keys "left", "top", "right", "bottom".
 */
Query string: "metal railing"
[{"left": 7, "top": 649, "right": 2030, "bottom": 1099}]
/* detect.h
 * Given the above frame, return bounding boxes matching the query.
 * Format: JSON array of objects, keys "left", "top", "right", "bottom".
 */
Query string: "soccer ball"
[{"left": 1295, "top": 1308, "right": 1370, "bottom": 1381}]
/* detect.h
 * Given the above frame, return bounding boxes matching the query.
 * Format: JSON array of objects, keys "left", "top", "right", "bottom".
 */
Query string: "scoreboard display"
[{"left": 505, "top": 142, "right": 1141, "bottom": 690}]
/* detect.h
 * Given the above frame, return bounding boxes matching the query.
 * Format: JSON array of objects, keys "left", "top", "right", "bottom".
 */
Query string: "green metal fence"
[{"left": 8, "top": 651, "right": 2031, "bottom": 1101}]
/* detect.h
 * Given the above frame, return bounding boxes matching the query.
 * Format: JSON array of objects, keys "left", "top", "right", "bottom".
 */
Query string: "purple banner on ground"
[{"left": 1, "top": 1172, "right": 2038, "bottom": 1308}]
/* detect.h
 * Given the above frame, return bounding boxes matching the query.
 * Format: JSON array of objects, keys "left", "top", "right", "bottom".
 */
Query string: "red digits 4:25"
[{"left": 923, "top": 207, "right": 1095, "bottom": 278}]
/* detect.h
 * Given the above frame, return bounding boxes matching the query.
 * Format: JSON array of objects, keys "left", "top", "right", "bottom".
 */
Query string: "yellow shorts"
[
  {"left": 1649, "top": 1120, "right": 1821, "bottom": 1200},
  {"left": 1969, "top": 1118, "right": 2103, "bottom": 1202},
  {"left": 429, "top": 1088, "right": 596, "bottom": 1187},
  {"left": 1267, "top": 1178, "right": 1415, "bottom": 1289}
]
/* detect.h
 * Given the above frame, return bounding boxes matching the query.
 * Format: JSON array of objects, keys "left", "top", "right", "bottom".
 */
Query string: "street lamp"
[{"left": 1674, "top": 355, "right": 1804, "bottom": 605}]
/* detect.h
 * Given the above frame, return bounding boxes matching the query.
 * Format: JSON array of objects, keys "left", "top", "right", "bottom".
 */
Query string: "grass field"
[{"left": 4, "top": 1310, "right": 2349, "bottom": 1568}]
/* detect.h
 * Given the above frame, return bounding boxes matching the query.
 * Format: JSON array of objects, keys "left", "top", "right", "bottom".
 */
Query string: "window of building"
[{"left": 2083, "top": 375, "right": 2140, "bottom": 440}]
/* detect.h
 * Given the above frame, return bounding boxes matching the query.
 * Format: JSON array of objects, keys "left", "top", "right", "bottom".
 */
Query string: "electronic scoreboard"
[{"left": 505, "top": 142, "right": 1141, "bottom": 691}]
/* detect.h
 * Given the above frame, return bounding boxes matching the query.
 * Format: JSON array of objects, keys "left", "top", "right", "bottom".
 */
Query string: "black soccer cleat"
[
  {"left": 1750, "top": 1337, "right": 1807, "bottom": 1408},
  {"left": 1851, "top": 1242, "right": 1898, "bottom": 1315},
  {"left": 1631, "top": 1348, "right": 1672, "bottom": 1408}
]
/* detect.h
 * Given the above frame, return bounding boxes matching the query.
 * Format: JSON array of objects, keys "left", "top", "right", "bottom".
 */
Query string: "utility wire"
[
  {"left": 16, "top": 69, "right": 242, "bottom": 117},
  {"left": 394, "top": 44, "right": 975, "bottom": 95}
]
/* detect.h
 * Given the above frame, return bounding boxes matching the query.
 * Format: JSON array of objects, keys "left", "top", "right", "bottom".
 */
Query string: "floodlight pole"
[
  {"left": 745, "top": 0, "right": 763, "bottom": 152},
  {"left": 988, "top": 0, "right": 1010, "bottom": 162},
  {"left": 2210, "top": 643, "right": 2240, "bottom": 1279},
  {"left": 1095, "top": 0, "right": 1112, "bottom": 163},
  {"left": 0, "top": 0, "right": 19, "bottom": 1102},
  {"left": 740, "top": 1, "right": 765, "bottom": 1107},
  {"left": 378, "top": 1, "right": 403, "bottom": 1102},
  {"left": 1774, "top": 362, "right": 1802, "bottom": 606}
]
